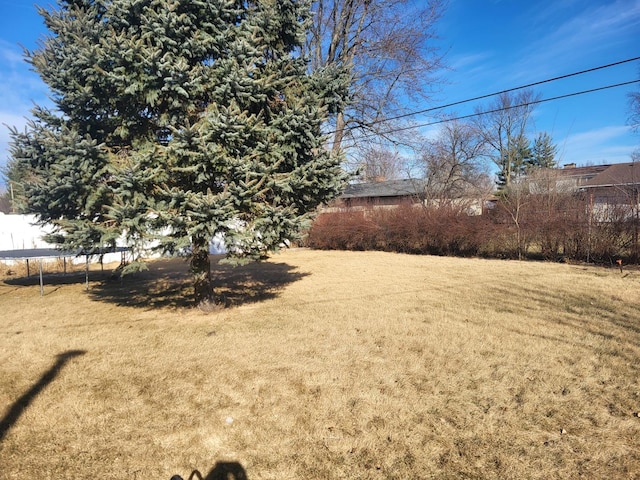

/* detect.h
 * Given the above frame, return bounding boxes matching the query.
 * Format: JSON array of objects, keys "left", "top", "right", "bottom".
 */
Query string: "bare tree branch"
[
  {"left": 305, "top": 0, "right": 446, "bottom": 156},
  {"left": 473, "top": 90, "right": 540, "bottom": 188}
]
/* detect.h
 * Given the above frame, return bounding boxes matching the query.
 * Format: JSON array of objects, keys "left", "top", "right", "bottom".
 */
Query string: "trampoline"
[{"left": 0, "top": 247, "right": 129, "bottom": 296}]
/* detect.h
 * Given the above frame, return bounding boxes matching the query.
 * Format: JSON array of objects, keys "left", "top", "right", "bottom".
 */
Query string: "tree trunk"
[
  {"left": 332, "top": 111, "right": 346, "bottom": 155},
  {"left": 190, "top": 237, "right": 213, "bottom": 306}
]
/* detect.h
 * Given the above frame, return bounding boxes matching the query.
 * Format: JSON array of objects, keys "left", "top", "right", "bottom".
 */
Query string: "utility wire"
[
  {"left": 340, "top": 78, "right": 640, "bottom": 147},
  {"left": 330, "top": 56, "right": 640, "bottom": 136}
]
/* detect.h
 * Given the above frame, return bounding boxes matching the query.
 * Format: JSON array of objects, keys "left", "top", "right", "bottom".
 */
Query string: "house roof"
[
  {"left": 555, "top": 164, "right": 611, "bottom": 185},
  {"left": 341, "top": 179, "right": 424, "bottom": 199},
  {"left": 580, "top": 162, "right": 640, "bottom": 188}
]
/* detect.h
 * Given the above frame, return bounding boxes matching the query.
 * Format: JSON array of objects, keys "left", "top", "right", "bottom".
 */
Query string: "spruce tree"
[
  {"left": 9, "top": 0, "right": 349, "bottom": 306},
  {"left": 529, "top": 132, "right": 558, "bottom": 169},
  {"left": 496, "top": 134, "right": 531, "bottom": 189}
]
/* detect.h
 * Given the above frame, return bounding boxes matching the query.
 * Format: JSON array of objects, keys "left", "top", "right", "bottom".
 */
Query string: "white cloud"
[
  {"left": 563, "top": 125, "right": 630, "bottom": 146},
  {"left": 446, "top": 51, "right": 501, "bottom": 92},
  {"left": 558, "top": 125, "right": 637, "bottom": 165},
  {"left": 550, "top": 2, "right": 638, "bottom": 48},
  {"left": 450, "top": 52, "right": 494, "bottom": 72},
  {"left": 0, "top": 42, "right": 24, "bottom": 66},
  {"left": 0, "top": 40, "right": 49, "bottom": 111},
  {"left": 415, "top": 125, "right": 441, "bottom": 142},
  {"left": 443, "top": 0, "right": 640, "bottom": 106},
  {"left": 520, "top": 0, "right": 640, "bottom": 75}
]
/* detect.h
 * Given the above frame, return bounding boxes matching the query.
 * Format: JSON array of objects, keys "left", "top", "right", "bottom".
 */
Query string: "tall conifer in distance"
[
  {"left": 9, "top": 0, "right": 350, "bottom": 306},
  {"left": 529, "top": 132, "right": 558, "bottom": 169},
  {"left": 496, "top": 134, "right": 531, "bottom": 189}
]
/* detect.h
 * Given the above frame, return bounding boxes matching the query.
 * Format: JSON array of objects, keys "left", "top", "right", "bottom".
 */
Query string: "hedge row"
[{"left": 305, "top": 201, "right": 640, "bottom": 264}]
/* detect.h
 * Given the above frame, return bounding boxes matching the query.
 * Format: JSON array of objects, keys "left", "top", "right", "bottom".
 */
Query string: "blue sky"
[
  {"left": 433, "top": 0, "right": 640, "bottom": 167},
  {"left": 0, "top": 0, "right": 638, "bottom": 190}
]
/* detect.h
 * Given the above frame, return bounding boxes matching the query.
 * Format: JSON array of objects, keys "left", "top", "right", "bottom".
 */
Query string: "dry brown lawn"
[{"left": 0, "top": 249, "right": 639, "bottom": 479}]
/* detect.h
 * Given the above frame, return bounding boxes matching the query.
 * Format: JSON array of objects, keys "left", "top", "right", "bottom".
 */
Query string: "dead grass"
[{"left": 0, "top": 249, "right": 639, "bottom": 479}]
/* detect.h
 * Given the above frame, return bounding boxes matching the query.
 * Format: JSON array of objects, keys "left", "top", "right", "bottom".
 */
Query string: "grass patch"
[{"left": 1, "top": 249, "right": 639, "bottom": 479}]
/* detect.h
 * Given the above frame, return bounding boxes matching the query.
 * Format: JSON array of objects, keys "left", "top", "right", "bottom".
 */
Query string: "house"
[
  {"left": 328, "top": 178, "right": 490, "bottom": 215},
  {"left": 337, "top": 178, "right": 424, "bottom": 208},
  {"left": 524, "top": 162, "right": 640, "bottom": 222},
  {"left": 554, "top": 163, "right": 611, "bottom": 190},
  {"left": 577, "top": 162, "right": 640, "bottom": 205},
  {"left": 328, "top": 162, "right": 640, "bottom": 216},
  {"left": 511, "top": 162, "right": 640, "bottom": 199},
  {"left": 570, "top": 162, "right": 640, "bottom": 222}
]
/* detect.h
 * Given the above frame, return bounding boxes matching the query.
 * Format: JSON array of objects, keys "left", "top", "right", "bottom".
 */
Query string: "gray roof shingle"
[
  {"left": 341, "top": 179, "right": 424, "bottom": 199},
  {"left": 581, "top": 162, "right": 640, "bottom": 188}
]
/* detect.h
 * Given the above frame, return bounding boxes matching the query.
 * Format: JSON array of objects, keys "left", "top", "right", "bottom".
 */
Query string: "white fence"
[
  {"left": 0, "top": 212, "right": 227, "bottom": 263},
  {"left": 0, "top": 213, "right": 54, "bottom": 251},
  {"left": 0, "top": 213, "right": 125, "bottom": 265}
]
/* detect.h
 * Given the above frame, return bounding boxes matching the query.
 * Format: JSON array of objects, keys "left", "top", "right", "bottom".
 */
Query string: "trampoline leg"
[{"left": 85, "top": 255, "right": 89, "bottom": 291}]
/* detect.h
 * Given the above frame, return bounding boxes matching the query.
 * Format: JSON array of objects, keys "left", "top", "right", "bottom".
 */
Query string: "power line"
[
  {"left": 340, "top": 79, "right": 640, "bottom": 146},
  {"left": 330, "top": 56, "right": 640, "bottom": 136}
]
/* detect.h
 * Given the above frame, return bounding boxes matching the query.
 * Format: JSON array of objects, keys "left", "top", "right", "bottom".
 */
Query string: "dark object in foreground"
[
  {"left": 171, "top": 461, "right": 248, "bottom": 480},
  {"left": 0, "top": 350, "right": 86, "bottom": 442}
]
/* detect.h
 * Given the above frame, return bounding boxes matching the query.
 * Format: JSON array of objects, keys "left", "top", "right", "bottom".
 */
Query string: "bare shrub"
[
  {"left": 371, "top": 204, "right": 424, "bottom": 253},
  {"left": 306, "top": 210, "right": 381, "bottom": 250},
  {"left": 309, "top": 190, "right": 640, "bottom": 265},
  {"left": 586, "top": 202, "right": 636, "bottom": 263},
  {"left": 309, "top": 204, "right": 490, "bottom": 256},
  {"left": 413, "top": 205, "right": 488, "bottom": 256},
  {"left": 523, "top": 192, "right": 586, "bottom": 260}
]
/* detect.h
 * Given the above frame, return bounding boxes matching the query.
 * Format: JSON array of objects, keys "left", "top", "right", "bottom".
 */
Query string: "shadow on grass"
[
  {"left": 87, "top": 257, "right": 308, "bottom": 309},
  {"left": 2, "top": 269, "right": 113, "bottom": 288},
  {"left": 0, "top": 350, "right": 86, "bottom": 444},
  {"left": 172, "top": 462, "right": 248, "bottom": 480},
  {"left": 489, "top": 282, "right": 640, "bottom": 364}
]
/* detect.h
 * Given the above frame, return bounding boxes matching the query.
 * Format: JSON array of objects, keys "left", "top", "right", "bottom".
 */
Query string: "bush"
[
  {"left": 306, "top": 197, "right": 640, "bottom": 265},
  {"left": 307, "top": 204, "right": 491, "bottom": 257},
  {"left": 306, "top": 210, "right": 381, "bottom": 251}
]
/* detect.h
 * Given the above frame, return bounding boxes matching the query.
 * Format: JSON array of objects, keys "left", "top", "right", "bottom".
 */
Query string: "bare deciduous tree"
[
  {"left": 495, "top": 176, "right": 532, "bottom": 260},
  {"left": 473, "top": 90, "right": 539, "bottom": 188},
  {"left": 526, "top": 168, "right": 578, "bottom": 259},
  {"left": 629, "top": 73, "right": 640, "bottom": 134},
  {"left": 629, "top": 70, "right": 640, "bottom": 168},
  {"left": 418, "top": 120, "right": 491, "bottom": 208},
  {"left": 305, "top": 0, "right": 446, "bottom": 154},
  {"left": 357, "top": 146, "right": 405, "bottom": 182}
]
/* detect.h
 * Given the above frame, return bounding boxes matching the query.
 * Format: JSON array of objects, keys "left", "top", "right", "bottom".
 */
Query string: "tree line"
[{"left": 359, "top": 89, "right": 558, "bottom": 190}]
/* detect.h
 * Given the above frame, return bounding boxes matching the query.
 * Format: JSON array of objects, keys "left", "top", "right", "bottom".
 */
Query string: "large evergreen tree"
[
  {"left": 529, "top": 132, "right": 558, "bottom": 170},
  {"left": 496, "top": 134, "right": 531, "bottom": 189},
  {"left": 9, "top": 0, "right": 349, "bottom": 306}
]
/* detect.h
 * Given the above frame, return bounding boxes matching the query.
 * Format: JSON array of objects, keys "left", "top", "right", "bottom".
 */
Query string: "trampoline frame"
[{"left": 0, "top": 247, "right": 129, "bottom": 296}]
